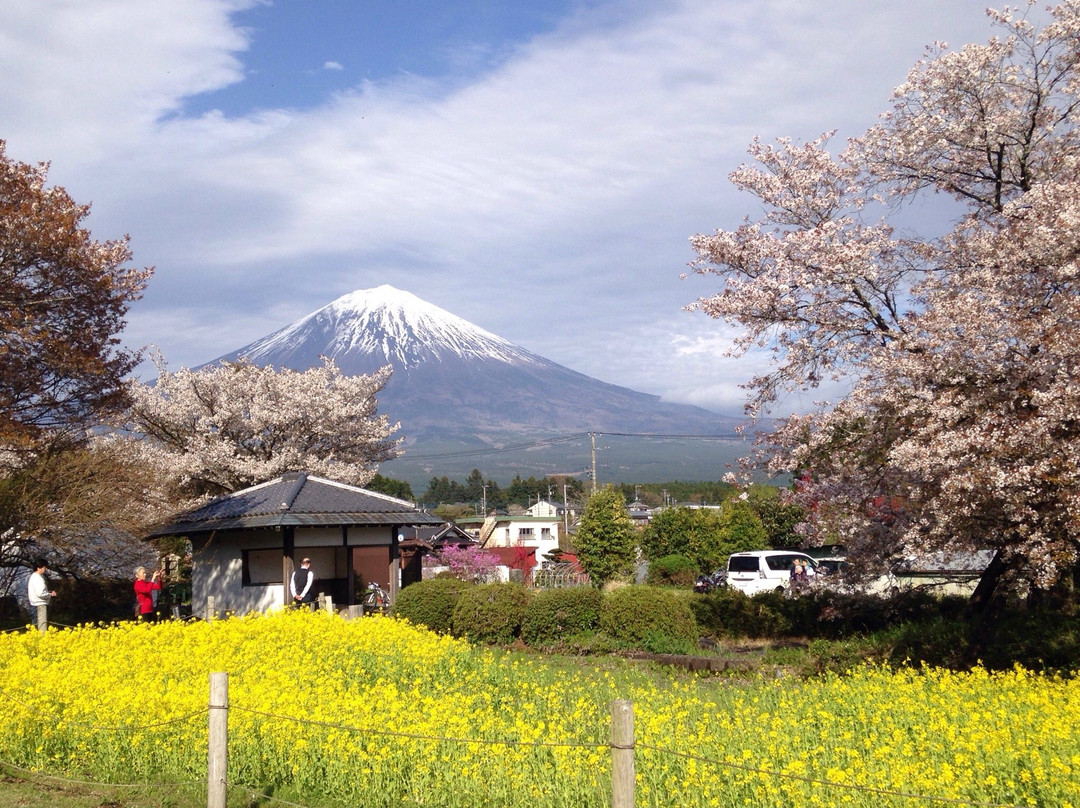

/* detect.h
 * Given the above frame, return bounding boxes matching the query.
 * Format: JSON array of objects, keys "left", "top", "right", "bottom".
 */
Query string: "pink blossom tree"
[
  {"left": 429, "top": 544, "right": 501, "bottom": 583},
  {"left": 100, "top": 354, "right": 400, "bottom": 498},
  {"left": 688, "top": 1, "right": 1080, "bottom": 605}
]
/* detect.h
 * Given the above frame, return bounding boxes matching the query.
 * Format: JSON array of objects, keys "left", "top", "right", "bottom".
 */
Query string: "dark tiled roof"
[{"left": 147, "top": 472, "right": 442, "bottom": 536}]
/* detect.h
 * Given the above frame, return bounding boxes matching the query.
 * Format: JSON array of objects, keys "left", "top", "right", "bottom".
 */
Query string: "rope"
[
  {"left": 0, "top": 684, "right": 207, "bottom": 732},
  {"left": 0, "top": 756, "right": 203, "bottom": 790},
  {"left": 231, "top": 704, "right": 604, "bottom": 750}
]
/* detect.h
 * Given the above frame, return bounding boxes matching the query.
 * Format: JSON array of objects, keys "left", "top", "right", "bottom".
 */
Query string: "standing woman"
[{"left": 134, "top": 566, "right": 162, "bottom": 622}]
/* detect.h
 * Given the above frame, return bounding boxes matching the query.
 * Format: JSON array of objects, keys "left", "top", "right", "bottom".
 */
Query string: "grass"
[{"left": 0, "top": 771, "right": 206, "bottom": 808}]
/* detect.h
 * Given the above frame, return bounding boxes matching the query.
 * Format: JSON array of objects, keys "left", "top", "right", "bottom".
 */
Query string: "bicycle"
[{"left": 361, "top": 582, "right": 391, "bottom": 616}]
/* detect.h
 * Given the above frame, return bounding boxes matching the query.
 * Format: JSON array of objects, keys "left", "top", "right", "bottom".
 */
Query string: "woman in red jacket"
[{"left": 134, "top": 566, "right": 162, "bottom": 622}]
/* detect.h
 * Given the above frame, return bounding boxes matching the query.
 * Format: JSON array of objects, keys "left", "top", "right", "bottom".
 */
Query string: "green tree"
[
  {"left": 462, "top": 469, "right": 485, "bottom": 503},
  {"left": 641, "top": 507, "right": 708, "bottom": 561},
  {"left": 643, "top": 503, "right": 766, "bottom": 573},
  {"left": 366, "top": 473, "right": 414, "bottom": 501},
  {"left": 718, "top": 499, "right": 768, "bottom": 559},
  {"left": 421, "top": 476, "right": 464, "bottom": 505},
  {"left": 574, "top": 485, "right": 637, "bottom": 588},
  {"left": 746, "top": 486, "right": 805, "bottom": 547}
]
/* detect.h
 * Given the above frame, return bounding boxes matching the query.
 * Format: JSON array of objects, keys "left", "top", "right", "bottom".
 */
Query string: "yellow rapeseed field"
[{"left": 0, "top": 610, "right": 1076, "bottom": 807}]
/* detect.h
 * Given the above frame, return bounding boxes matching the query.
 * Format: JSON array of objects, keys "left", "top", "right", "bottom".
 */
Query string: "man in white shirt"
[
  {"left": 289, "top": 557, "right": 315, "bottom": 609},
  {"left": 28, "top": 558, "right": 56, "bottom": 632}
]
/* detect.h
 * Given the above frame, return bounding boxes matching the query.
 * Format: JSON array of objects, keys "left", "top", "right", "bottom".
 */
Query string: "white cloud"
[
  {"left": 323, "top": 61, "right": 344, "bottom": 71},
  {"left": 0, "top": 0, "right": 1031, "bottom": 416}
]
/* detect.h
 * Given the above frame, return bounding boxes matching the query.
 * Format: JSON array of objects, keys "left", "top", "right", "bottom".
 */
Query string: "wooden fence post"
[
  {"left": 208, "top": 672, "right": 228, "bottom": 808},
  {"left": 35, "top": 605, "right": 47, "bottom": 633},
  {"left": 611, "top": 699, "right": 634, "bottom": 808},
  {"left": 206, "top": 596, "right": 216, "bottom": 622}
]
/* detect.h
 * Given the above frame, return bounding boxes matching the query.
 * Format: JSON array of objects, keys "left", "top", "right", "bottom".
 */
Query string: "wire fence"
[{"left": 0, "top": 673, "right": 1032, "bottom": 808}]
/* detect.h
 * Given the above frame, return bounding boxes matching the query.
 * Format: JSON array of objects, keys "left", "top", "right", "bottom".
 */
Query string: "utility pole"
[
  {"left": 590, "top": 431, "right": 598, "bottom": 493},
  {"left": 482, "top": 484, "right": 488, "bottom": 516}
]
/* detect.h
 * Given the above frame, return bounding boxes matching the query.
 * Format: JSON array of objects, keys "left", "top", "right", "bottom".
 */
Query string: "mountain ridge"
[{"left": 203, "top": 286, "right": 746, "bottom": 487}]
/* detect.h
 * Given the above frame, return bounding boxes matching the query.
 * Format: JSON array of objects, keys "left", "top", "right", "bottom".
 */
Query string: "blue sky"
[{"left": 0, "top": 0, "right": 1031, "bottom": 418}]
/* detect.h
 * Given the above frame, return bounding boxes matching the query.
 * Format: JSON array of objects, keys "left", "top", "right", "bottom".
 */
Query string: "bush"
[
  {"left": 521, "top": 587, "right": 603, "bottom": 646},
  {"left": 599, "top": 585, "right": 699, "bottom": 654},
  {"left": 393, "top": 578, "right": 473, "bottom": 634},
  {"left": 646, "top": 554, "right": 699, "bottom": 588},
  {"left": 451, "top": 582, "right": 531, "bottom": 645},
  {"left": 689, "top": 587, "right": 791, "bottom": 639}
]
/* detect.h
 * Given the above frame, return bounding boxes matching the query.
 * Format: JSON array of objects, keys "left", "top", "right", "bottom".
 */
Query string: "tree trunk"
[
  {"left": 965, "top": 550, "right": 1005, "bottom": 616},
  {"left": 961, "top": 550, "right": 1007, "bottom": 667}
]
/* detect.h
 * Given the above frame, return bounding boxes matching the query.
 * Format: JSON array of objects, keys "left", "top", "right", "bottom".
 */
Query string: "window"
[
  {"left": 518, "top": 527, "right": 534, "bottom": 538},
  {"left": 728, "top": 556, "right": 761, "bottom": 573},
  {"left": 540, "top": 528, "right": 551, "bottom": 538},
  {"left": 242, "top": 549, "right": 284, "bottom": 585}
]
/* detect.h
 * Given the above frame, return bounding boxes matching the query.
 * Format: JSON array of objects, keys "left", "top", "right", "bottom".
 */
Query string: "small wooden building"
[{"left": 146, "top": 471, "right": 442, "bottom": 617}]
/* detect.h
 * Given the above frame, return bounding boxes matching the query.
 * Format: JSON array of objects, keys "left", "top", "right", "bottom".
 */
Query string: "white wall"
[{"left": 191, "top": 525, "right": 395, "bottom": 617}]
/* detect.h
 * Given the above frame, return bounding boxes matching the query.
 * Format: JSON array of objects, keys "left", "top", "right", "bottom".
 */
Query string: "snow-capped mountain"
[
  {"left": 206, "top": 286, "right": 743, "bottom": 484},
  {"left": 231, "top": 285, "right": 540, "bottom": 372}
]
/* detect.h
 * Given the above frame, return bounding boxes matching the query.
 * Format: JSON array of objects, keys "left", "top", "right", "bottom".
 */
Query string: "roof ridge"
[{"left": 279, "top": 472, "right": 308, "bottom": 511}]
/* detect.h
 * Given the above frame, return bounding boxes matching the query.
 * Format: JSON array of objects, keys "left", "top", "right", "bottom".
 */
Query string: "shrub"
[
  {"left": 599, "top": 585, "right": 698, "bottom": 654},
  {"left": 689, "top": 587, "right": 791, "bottom": 639},
  {"left": 451, "top": 582, "right": 531, "bottom": 644},
  {"left": 646, "top": 554, "right": 699, "bottom": 588},
  {"left": 521, "top": 587, "right": 603, "bottom": 646},
  {"left": 393, "top": 578, "right": 473, "bottom": 634}
]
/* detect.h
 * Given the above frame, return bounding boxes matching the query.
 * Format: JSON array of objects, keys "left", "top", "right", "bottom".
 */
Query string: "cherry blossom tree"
[
  {"left": 688, "top": 1, "right": 1080, "bottom": 604},
  {"left": 102, "top": 354, "right": 401, "bottom": 498}
]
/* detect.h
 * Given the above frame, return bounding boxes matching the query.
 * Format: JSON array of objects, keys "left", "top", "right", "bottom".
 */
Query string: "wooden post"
[
  {"left": 207, "top": 672, "right": 228, "bottom": 808},
  {"left": 611, "top": 699, "right": 634, "bottom": 808},
  {"left": 323, "top": 595, "right": 334, "bottom": 614},
  {"left": 35, "top": 605, "right": 47, "bottom": 633},
  {"left": 206, "top": 596, "right": 216, "bottom": 622}
]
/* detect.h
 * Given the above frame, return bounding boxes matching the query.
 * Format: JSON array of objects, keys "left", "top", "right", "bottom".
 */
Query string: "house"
[
  {"left": 145, "top": 472, "right": 442, "bottom": 617},
  {"left": 456, "top": 512, "right": 565, "bottom": 581},
  {"left": 626, "top": 499, "right": 652, "bottom": 528},
  {"left": 524, "top": 499, "right": 565, "bottom": 519}
]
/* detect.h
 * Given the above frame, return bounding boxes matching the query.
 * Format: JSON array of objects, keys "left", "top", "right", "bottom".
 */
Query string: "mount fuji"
[{"left": 204, "top": 285, "right": 745, "bottom": 486}]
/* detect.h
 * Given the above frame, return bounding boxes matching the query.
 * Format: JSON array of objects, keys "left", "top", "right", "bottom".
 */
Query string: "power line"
[
  {"left": 400, "top": 433, "right": 588, "bottom": 460},
  {"left": 397, "top": 431, "right": 743, "bottom": 461}
]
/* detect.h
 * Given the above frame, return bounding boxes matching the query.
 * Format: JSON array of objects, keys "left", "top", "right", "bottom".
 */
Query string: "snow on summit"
[{"left": 233, "top": 285, "right": 539, "bottom": 370}]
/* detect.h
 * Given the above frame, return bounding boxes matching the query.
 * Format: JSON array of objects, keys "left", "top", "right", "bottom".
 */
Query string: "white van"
[{"left": 726, "top": 550, "right": 818, "bottom": 596}]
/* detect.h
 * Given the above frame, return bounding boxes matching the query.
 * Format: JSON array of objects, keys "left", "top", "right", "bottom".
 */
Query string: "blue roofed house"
[{"left": 146, "top": 472, "right": 442, "bottom": 617}]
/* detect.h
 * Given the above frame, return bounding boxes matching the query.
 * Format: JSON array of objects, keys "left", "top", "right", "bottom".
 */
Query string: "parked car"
[{"left": 725, "top": 550, "right": 819, "bottom": 596}]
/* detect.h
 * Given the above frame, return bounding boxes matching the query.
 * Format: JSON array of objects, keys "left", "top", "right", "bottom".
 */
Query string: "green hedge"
[
  {"left": 599, "top": 585, "right": 699, "bottom": 654},
  {"left": 688, "top": 587, "right": 791, "bottom": 638},
  {"left": 393, "top": 578, "right": 473, "bottom": 634},
  {"left": 521, "top": 587, "right": 603, "bottom": 646},
  {"left": 451, "top": 582, "right": 531, "bottom": 644},
  {"left": 646, "top": 554, "right": 700, "bottom": 587}
]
